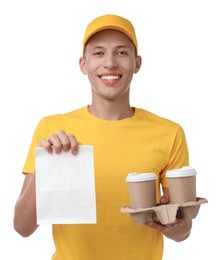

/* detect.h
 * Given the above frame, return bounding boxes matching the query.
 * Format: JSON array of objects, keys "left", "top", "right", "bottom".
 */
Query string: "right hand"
[{"left": 39, "top": 130, "right": 80, "bottom": 155}]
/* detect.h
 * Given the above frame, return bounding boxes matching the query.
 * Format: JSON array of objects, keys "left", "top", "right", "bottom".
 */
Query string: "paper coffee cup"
[
  {"left": 126, "top": 173, "right": 157, "bottom": 209},
  {"left": 166, "top": 166, "right": 197, "bottom": 203}
]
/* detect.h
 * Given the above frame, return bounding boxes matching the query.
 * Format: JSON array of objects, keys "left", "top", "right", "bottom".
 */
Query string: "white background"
[{"left": 0, "top": 0, "right": 219, "bottom": 259}]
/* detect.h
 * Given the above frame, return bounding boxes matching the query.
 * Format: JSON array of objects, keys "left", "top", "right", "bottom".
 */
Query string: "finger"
[
  {"left": 165, "top": 220, "right": 178, "bottom": 228},
  {"left": 39, "top": 138, "right": 53, "bottom": 153},
  {"left": 68, "top": 134, "right": 80, "bottom": 155},
  {"left": 146, "top": 221, "right": 179, "bottom": 236},
  {"left": 48, "top": 133, "right": 63, "bottom": 154},
  {"left": 56, "top": 130, "right": 71, "bottom": 152},
  {"left": 159, "top": 195, "right": 170, "bottom": 205},
  {"left": 145, "top": 221, "right": 166, "bottom": 232}
]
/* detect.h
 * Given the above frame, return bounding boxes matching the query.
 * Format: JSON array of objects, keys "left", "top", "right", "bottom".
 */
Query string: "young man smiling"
[{"left": 14, "top": 14, "right": 192, "bottom": 260}]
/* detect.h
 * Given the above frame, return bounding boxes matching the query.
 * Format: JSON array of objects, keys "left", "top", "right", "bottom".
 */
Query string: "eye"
[
  {"left": 116, "top": 50, "right": 128, "bottom": 56},
  {"left": 94, "top": 51, "right": 104, "bottom": 56}
]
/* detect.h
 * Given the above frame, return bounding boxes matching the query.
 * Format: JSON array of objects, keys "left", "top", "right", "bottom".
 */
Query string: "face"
[{"left": 79, "top": 30, "right": 142, "bottom": 102}]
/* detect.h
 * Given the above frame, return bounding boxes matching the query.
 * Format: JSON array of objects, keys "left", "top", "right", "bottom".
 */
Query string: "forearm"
[{"left": 14, "top": 174, "right": 39, "bottom": 237}]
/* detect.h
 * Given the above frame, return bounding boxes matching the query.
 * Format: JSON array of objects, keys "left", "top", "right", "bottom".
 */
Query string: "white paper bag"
[{"left": 35, "top": 145, "right": 97, "bottom": 224}]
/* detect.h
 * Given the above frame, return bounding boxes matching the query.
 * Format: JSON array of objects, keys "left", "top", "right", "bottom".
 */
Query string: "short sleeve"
[
  {"left": 160, "top": 125, "right": 189, "bottom": 187},
  {"left": 22, "top": 118, "right": 48, "bottom": 174}
]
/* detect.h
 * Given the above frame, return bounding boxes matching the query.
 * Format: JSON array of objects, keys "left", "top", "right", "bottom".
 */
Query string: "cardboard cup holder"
[{"left": 120, "top": 197, "right": 208, "bottom": 225}]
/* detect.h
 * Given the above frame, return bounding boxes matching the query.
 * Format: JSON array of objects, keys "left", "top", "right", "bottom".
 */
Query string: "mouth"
[
  {"left": 99, "top": 75, "right": 121, "bottom": 80},
  {"left": 98, "top": 74, "right": 122, "bottom": 82}
]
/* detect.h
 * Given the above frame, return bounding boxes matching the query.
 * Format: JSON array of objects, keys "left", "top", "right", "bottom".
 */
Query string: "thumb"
[{"left": 159, "top": 194, "right": 170, "bottom": 205}]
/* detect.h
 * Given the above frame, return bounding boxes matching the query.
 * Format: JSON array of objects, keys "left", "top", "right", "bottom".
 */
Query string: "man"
[{"left": 14, "top": 14, "right": 192, "bottom": 259}]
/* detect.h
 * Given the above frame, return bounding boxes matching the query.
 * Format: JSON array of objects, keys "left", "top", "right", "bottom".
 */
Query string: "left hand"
[
  {"left": 146, "top": 218, "right": 192, "bottom": 242},
  {"left": 145, "top": 188, "right": 192, "bottom": 242}
]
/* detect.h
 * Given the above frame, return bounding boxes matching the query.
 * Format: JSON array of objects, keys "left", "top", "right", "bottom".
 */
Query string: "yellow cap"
[{"left": 82, "top": 14, "right": 138, "bottom": 54}]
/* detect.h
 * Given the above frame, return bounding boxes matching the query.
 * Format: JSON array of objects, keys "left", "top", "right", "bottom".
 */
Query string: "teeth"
[{"left": 101, "top": 75, "right": 120, "bottom": 80}]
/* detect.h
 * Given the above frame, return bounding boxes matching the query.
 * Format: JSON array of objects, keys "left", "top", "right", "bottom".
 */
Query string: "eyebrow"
[{"left": 92, "top": 45, "right": 130, "bottom": 51}]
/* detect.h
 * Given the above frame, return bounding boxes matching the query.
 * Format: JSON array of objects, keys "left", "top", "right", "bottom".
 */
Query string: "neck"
[{"left": 88, "top": 101, "right": 134, "bottom": 121}]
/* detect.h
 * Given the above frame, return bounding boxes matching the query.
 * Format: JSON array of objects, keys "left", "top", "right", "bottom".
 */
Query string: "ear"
[
  {"left": 79, "top": 57, "right": 87, "bottom": 75},
  {"left": 134, "top": 55, "right": 142, "bottom": 74}
]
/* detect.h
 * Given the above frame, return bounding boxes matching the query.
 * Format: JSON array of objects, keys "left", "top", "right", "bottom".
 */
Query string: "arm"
[
  {"left": 148, "top": 125, "right": 192, "bottom": 241},
  {"left": 14, "top": 173, "right": 38, "bottom": 237},
  {"left": 14, "top": 130, "right": 80, "bottom": 237},
  {"left": 146, "top": 187, "right": 192, "bottom": 242}
]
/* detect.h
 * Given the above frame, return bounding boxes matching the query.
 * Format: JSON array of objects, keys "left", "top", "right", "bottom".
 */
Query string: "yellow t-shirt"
[{"left": 23, "top": 106, "right": 189, "bottom": 260}]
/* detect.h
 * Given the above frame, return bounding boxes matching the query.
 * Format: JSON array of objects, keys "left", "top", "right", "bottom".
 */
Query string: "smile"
[{"left": 99, "top": 75, "right": 121, "bottom": 80}]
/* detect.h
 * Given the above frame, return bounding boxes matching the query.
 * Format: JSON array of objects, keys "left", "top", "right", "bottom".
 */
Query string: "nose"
[{"left": 103, "top": 54, "right": 118, "bottom": 69}]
